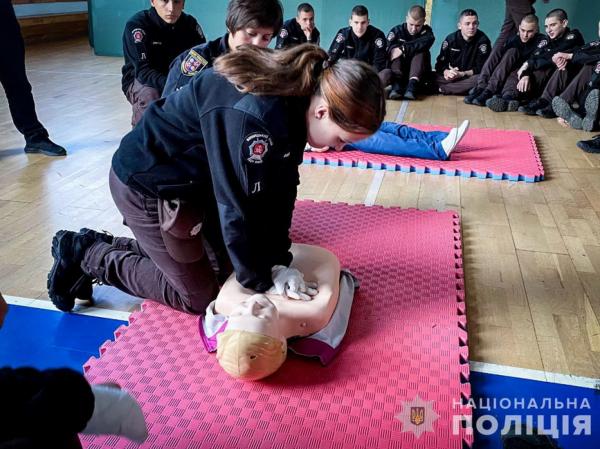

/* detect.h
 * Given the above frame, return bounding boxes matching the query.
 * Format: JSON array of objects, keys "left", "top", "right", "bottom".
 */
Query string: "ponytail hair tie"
[{"left": 313, "top": 58, "right": 332, "bottom": 79}]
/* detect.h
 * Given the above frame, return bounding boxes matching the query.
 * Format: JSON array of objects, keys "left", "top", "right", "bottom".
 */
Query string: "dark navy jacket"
[
  {"left": 275, "top": 18, "right": 320, "bottom": 49},
  {"left": 328, "top": 25, "right": 387, "bottom": 72},
  {"left": 524, "top": 28, "right": 584, "bottom": 75},
  {"left": 112, "top": 69, "right": 308, "bottom": 291},
  {"left": 435, "top": 29, "right": 491, "bottom": 74},
  {"left": 502, "top": 33, "right": 548, "bottom": 65},
  {"left": 385, "top": 23, "right": 435, "bottom": 60},
  {"left": 121, "top": 7, "right": 205, "bottom": 95},
  {"left": 163, "top": 34, "right": 229, "bottom": 96}
]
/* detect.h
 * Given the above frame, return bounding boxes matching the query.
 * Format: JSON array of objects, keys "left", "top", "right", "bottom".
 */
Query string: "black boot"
[
  {"left": 472, "top": 89, "right": 494, "bottom": 106},
  {"left": 519, "top": 98, "right": 549, "bottom": 115},
  {"left": 389, "top": 83, "right": 404, "bottom": 101},
  {"left": 464, "top": 87, "right": 484, "bottom": 104},
  {"left": 536, "top": 104, "right": 556, "bottom": 118},
  {"left": 403, "top": 79, "right": 418, "bottom": 101},
  {"left": 24, "top": 136, "right": 67, "bottom": 156},
  {"left": 576, "top": 135, "right": 600, "bottom": 153}
]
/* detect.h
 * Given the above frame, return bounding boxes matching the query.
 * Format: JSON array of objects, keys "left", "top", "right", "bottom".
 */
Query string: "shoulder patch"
[
  {"left": 442, "top": 40, "right": 448, "bottom": 50},
  {"left": 479, "top": 43, "right": 488, "bottom": 54},
  {"left": 131, "top": 28, "right": 145, "bottom": 44},
  {"left": 375, "top": 37, "right": 384, "bottom": 48},
  {"left": 566, "top": 33, "right": 575, "bottom": 40},
  {"left": 538, "top": 39, "right": 548, "bottom": 48},
  {"left": 591, "top": 40, "right": 600, "bottom": 47},
  {"left": 595, "top": 61, "right": 600, "bottom": 74},
  {"left": 387, "top": 31, "right": 395, "bottom": 42},
  {"left": 279, "top": 28, "right": 288, "bottom": 39},
  {"left": 245, "top": 133, "right": 273, "bottom": 164},
  {"left": 336, "top": 33, "right": 345, "bottom": 43},
  {"left": 181, "top": 49, "right": 208, "bottom": 77}
]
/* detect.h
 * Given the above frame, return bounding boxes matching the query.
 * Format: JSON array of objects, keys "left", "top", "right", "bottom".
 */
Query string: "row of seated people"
[{"left": 121, "top": 1, "right": 600, "bottom": 155}]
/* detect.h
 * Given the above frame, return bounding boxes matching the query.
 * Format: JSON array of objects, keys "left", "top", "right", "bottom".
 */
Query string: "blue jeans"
[{"left": 346, "top": 122, "right": 449, "bottom": 160}]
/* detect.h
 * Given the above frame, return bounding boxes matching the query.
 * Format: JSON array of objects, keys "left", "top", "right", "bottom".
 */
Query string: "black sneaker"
[
  {"left": 536, "top": 105, "right": 556, "bottom": 118},
  {"left": 582, "top": 89, "right": 599, "bottom": 132},
  {"left": 404, "top": 79, "right": 418, "bottom": 101},
  {"left": 519, "top": 99, "right": 548, "bottom": 115},
  {"left": 47, "top": 230, "right": 98, "bottom": 311},
  {"left": 389, "top": 89, "right": 404, "bottom": 100},
  {"left": 576, "top": 135, "right": 600, "bottom": 153},
  {"left": 486, "top": 95, "right": 508, "bottom": 112},
  {"left": 24, "top": 137, "right": 67, "bottom": 157},
  {"left": 464, "top": 87, "right": 484, "bottom": 104},
  {"left": 552, "top": 96, "right": 583, "bottom": 129},
  {"left": 472, "top": 89, "right": 494, "bottom": 106},
  {"left": 506, "top": 97, "right": 521, "bottom": 112}
]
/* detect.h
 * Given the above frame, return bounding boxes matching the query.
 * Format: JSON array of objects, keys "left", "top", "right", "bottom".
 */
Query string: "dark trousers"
[
  {"left": 379, "top": 52, "right": 431, "bottom": 88},
  {"left": 81, "top": 169, "right": 221, "bottom": 314},
  {"left": 502, "top": 67, "right": 554, "bottom": 100},
  {"left": 478, "top": 0, "right": 534, "bottom": 88},
  {"left": 485, "top": 48, "right": 521, "bottom": 94},
  {"left": 542, "top": 64, "right": 590, "bottom": 103},
  {"left": 435, "top": 73, "right": 478, "bottom": 95},
  {"left": 0, "top": 1, "right": 48, "bottom": 142},
  {"left": 125, "top": 79, "right": 160, "bottom": 127},
  {"left": 560, "top": 64, "right": 596, "bottom": 106}
]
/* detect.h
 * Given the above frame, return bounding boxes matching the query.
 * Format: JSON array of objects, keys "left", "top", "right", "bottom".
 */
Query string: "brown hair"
[
  {"left": 408, "top": 5, "right": 426, "bottom": 21},
  {"left": 521, "top": 14, "right": 539, "bottom": 27},
  {"left": 214, "top": 44, "right": 385, "bottom": 134},
  {"left": 225, "top": 0, "right": 283, "bottom": 34}
]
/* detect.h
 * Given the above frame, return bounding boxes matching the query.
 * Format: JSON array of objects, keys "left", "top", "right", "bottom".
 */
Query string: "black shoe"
[
  {"left": 389, "top": 89, "right": 404, "bottom": 101},
  {"left": 47, "top": 230, "right": 98, "bottom": 311},
  {"left": 24, "top": 137, "right": 67, "bottom": 156},
  {"left": 536, "top": 105, "right": 556, "bottom": 118},
  {"left": 506, "top": 98, "right": 520, "bottom": 112},
  {"left": 403, "top": 79, "right": 418, "bottom": 101},
  {"left": 576, "top": 135, "right": 600, "bottom": 153},
  {"left": 464, "top": 87, "right": 484, "bottom": 104},
  {"left": 519, "top": 99, "right": 548, "bottom": 115},
  {"left": 472, "top": 89, "right": 494, "bottom": 106},
  {"left": 486, "top": 95, "right": 508, "bottom": 112},
  {"left": 582, "top": 89, "right": 599, "bottom": 132}
]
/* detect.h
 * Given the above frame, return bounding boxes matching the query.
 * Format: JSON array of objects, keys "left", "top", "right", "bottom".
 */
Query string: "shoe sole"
[
  {"left": 577, "top": 140, "right": 600, "bottom": 154},
  {"left": 552, "top": 97, "right": 583, "bottom": 129},
  {"left": 486, "top": 97, "right": 507, "bottom": 112},
  {"left": 507, "top": 100, "right": 520, "bottom": 112},
  {"left": 404, "top": 92, "right": 416, "bottom": 101},
  {"left": 24, "top": 148, "right": 67, "bottom": 157},
  {"left": 582, "top": 89, "right": 599, "bottom": 133}
]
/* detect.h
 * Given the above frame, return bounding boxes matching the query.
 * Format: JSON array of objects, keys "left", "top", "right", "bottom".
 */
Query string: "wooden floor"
[{"left": 2, "top": 38, "right": 600, "bottom": 379}]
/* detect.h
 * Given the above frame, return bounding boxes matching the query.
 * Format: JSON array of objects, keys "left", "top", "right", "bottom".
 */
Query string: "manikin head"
[
  {"left": 544, "top": 9, "right": 568, "bottom": 40},
  {"left": 296, "top": 3, "right": 315, "bottom": 32},
  {"left": 405, "top": 5, "right": 426, "bottom": 36},
  {"left": 458, "top": 9, "right": 479, "bottom": 41},
  {"left": 226, "top": 0, "right": 283, "bottom": 49},
  {"left": 151, "top": 0, "right": 185, "bottom": 24},
  {"left": 349, "top": 5, "right": 369, "bottom": 38},
  {"left": 217, "top": 295, "right": 287, "bottom": 380},
  {"left": 519, "top": 14, "right": 539, "bottom": 43}
]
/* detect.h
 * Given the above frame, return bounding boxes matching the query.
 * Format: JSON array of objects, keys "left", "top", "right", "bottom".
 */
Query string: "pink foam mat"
[
  {"left": 304, "top": 124, "right": 544, "bottom": 182},
  {"left": 82, "top": 201, "right": 471, "bottom": 449}
]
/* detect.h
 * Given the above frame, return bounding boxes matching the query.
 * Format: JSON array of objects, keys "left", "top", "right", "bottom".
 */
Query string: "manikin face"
[
  {"left": 227, "top": 294, "right": 282, "bottom": 340},
  {"left": 544, "top": 16, "right": 567, "bottom": 40},
  {"left": 296, "top": 11, "right": 315, "bottom": 31},
  {"left": 406, "top": 15, "right": 425, "bottom": 35},
  {"left": 349, "top": 14, "right": 369, "bottom": 38},
  {"left": 518, "top": 20, "right": 538, "bottom": 43},
  {"left": 305, "top": 96, "right": 371, "bottom": 151},
  {"left": 458, "top": 14, "right": 479, "bottom": 40},
  {"left": 151, "top": 0, "right": 184, "bottom": 24},
  {"left": 229, "top": 27, "right": 274, "bottom": 49}
]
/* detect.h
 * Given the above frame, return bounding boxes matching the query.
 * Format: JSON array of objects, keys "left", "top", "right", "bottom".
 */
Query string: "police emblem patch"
[
  {"left": 591, "top": 40, "right": 600, "bottom": 47},
  {"left": 279, "top": 28, "right": 288, "bottom": 38},
  {"left": 336, "top": 33, "right": 344, "bottom": 43},
  {"left": 538, "top": 39, "right": 548, "bottom": 48},
  {"left": 479, "top": 44, "right": 488, "bottom": 54},
  {"left": 132, "top": 28, "right": 145, "bottom": 44},
  {"left": 566, "top": 33, "right": 575, "bottom": 40},
  {"left": 181, "top": 50, "right": 208, "bottom": 77},
  {"left": 442, "top": 40, "right": 448, "bottom": 50},
  {"left": 375, "top": 38, "right": 384, "bottom": 48},
  {"left": 595, "top": 61, "right": 600, "bottom": 74},
  {"left": 387, "top": 31, "right": 395, "bottom": 41},
  {"left": 245, "top": 133, "right": 273, "bottom": 164}
]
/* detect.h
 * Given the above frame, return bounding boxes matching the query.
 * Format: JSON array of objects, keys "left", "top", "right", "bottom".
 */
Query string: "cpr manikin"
[{"left": 214, "top": 244, "right": 342, "bottom": 381}]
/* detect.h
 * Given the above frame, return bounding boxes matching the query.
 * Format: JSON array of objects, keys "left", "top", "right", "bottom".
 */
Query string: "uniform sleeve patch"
[
  {"left": 181, "top": 49, "right": 208, "bottom": 77},
  {"left": 479, "top": 44, "right": 488, "bottom": 54},
  {"left": 595, "top": 61, "right": 600, "bottom": 74},
  {"left": 387, "top": 31, "right": 395, "bottom": 42},
  {"left": 132, "top": 28, "right": 145, "bottom": 44},
  {"left": 279, "top": 28, "right": 288, "bottom": 38},
  {"left": 336, "top": 33, "right": 345, "bottom": 43},
  {"left": 566, "top": 33, "right": 575, "bottom": 40},
  {"left": 375, "top": 37, "right": 384, "bottom": 48},
  {"left": 442, "top": 40, "right": 448, "bottom": 50},
  {"left": 196, "top": 23, "right": 205, "bottom": 39},
  {"left": 591, "top": 40, "right": 600, "bottom": 47},
  {"left": 538, "top": 39, "right": 548, "bottom": 48},
  {"left": 245, "top": 133, "right": 273, "bottom": 164}
]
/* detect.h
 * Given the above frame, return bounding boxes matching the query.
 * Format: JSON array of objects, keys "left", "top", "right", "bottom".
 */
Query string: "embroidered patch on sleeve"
[
  {"left": 244, "top": 133, "right": 273, "bottom": 164},
  {"left": 387, "top": 31, "right": 395, "bottom": 42},
  {"left": 566, "top": 33, "right": 575, "bottom": 40},
  {"left": 442, "top": 40, "right": 448, "bottom": 50},
  {"left": 180, "top": 50, "right": 208, "bottom": 77},
  {"left": 375, "top": 38, "right": 384, "bottom": 48},
  {"left": 336, "top": 33, "right": 345, "bottom": 43},
  {"left": 538, "top": 39, "right": 548, "bottom": 48},
  {"left": 279, "top": 28, "right": 288, "bottom": 38},
  {"left": 479, "top": 44, "right": 488, "bottom": 54},
  {"left": 132, "top": 28, "right": 145, "bottom": 44}
]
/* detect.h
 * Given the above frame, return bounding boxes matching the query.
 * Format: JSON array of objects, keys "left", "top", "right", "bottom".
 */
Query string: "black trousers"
[{"left": 0, "top": 0, "right": 48, "bottom": 142}]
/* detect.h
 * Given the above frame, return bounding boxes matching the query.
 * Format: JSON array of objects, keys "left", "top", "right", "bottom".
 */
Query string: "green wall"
[{"left": 89, "top": 0, "right": 598, "bottom": 57}]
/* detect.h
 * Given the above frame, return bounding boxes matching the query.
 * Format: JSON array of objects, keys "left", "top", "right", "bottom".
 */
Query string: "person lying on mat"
[
  {"left": 46, "top": 44, "right": 385, "bottom": 316},
  {"left": 0, "top": 292, "right": 148, "bottom": 448},
  {"left": 308, "top": 120, "right": 470, "bottom": 160}
]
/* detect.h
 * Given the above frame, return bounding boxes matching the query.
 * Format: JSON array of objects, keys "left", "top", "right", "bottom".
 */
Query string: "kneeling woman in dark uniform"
[{"left": 47, "top": 44, "right": 385, "bottom": 314}]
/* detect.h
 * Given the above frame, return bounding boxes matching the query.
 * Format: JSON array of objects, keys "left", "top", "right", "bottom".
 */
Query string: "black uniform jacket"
[
  {"left": 112, "top": 69, "right": 308, "bottom": 292},
  {"left": 435, "top": 29, "right": 491, "bottom": 75},
  {"left": 121, "top": 7, "right": 206, "bottom": 94},
  {"left": 386, "top": 23, "right": 435, "bottom": 60},
  {"left": 524, "top": 28, "right": 584, "bottom": 75},
  {"left": 328, "top": 25, "right": 387, "bottom": 72},
  {"left": 163, "top": 34, "right": 229, "bottom": 96},
  {"left": 503, "top": 32, "right": 548, "bottom": 64},
  {"left": 276, "top": 18, "right": 321, "bottom": 49}
]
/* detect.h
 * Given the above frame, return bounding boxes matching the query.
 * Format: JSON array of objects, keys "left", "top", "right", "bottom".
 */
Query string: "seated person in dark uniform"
[
  {"left": 121, "top": 0, "right": 206, "bottom": 126},
  {"left": 464, "top": 14, "right": 545, "bottom": 109},
  {"left": 380, "top": 5, "right": 435, "bottom": 101},
  {"left": 163, "top": 0, "right": 282, "bottom": 96},
  {"left": 275, "top": 3, "right": 320, "bottom": 49},
  {"left": 434, "top": 9, "right": 491, "bottom": 95},
  {"left": 514, "top": 9, "right": 584, "bottom": 116},
  {"left": 328, "top": 5, "right": 387, "bottom": 75}
]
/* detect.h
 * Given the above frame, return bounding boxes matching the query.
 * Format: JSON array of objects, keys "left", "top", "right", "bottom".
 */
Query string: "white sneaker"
[{"left": 441, "top": 119, "right": 470, "bottom": 157}]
